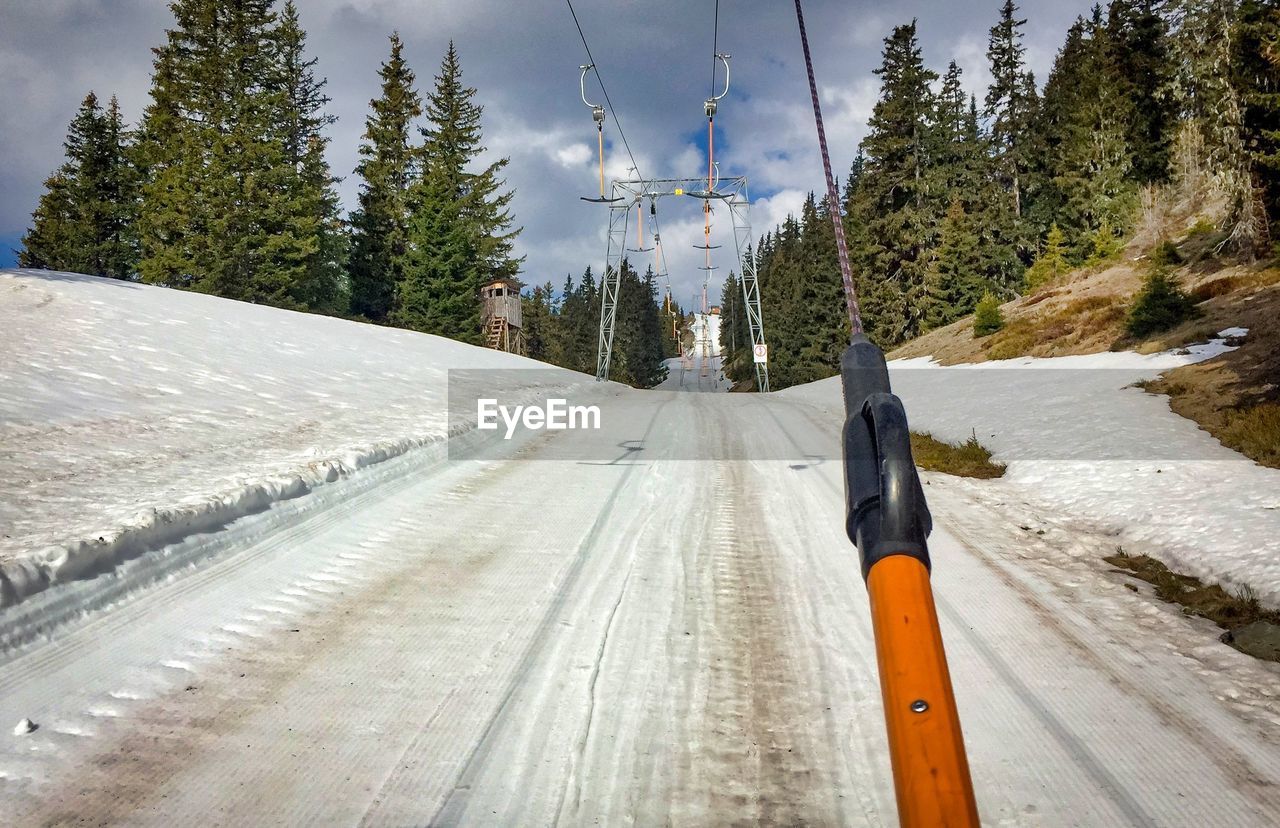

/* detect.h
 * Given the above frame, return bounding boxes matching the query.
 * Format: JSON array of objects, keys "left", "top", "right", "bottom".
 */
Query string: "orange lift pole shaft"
[
  {"left": 867, "top": 556, "right": 978, "bottom": 826},
  {"left": 598, "top": 126, "right": 606, "bottom": 198},
  {"left": 789, "top": 1, "right": 979, "bottom": 819},
  {"left": 839, "top": 339, "right": 980, "bottom": 828}
]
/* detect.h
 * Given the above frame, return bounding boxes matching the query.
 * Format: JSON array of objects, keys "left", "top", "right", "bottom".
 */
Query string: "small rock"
[
  {"left": 13, "top": 717, "right": 37, "bottom": 736},
  {"left": 1223, "top": 621, "right": 1280, "bottom": 661}
]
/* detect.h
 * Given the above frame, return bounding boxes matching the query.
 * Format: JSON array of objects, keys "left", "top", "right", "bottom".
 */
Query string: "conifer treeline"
[
  {"left": 742, "top": 0, "right": 1280, "bottom": 390},
  {"left": 23, "top": 1, "right": 1279, "bottom": 392},
  {"left": 20, "top": 0, "right": 518, "bottom": 341},
  {"left": 520, "top": 263, "right": 677, "bottom": 388}
]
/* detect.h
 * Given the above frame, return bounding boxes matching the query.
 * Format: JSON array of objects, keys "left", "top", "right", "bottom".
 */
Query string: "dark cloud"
[{"left": 1, "top": 0, "right": 1096, "bottom": 298}]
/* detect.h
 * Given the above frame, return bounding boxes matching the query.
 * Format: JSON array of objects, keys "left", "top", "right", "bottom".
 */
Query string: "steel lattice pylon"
[{"left": 594, "top": 176, "right": 769, "bottom": 392}]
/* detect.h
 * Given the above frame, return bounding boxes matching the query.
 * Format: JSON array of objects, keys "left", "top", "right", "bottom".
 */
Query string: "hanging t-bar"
[{"left": 579, "top": 64, "right": 623, "bottom": 204}]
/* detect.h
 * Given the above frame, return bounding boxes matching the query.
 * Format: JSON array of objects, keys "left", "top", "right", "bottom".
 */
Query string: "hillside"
[{"left": 889, "top": 230, "right": 1280, "bottom": 469}]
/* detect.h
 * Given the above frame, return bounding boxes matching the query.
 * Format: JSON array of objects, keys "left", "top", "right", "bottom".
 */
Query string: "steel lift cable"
[
  {"left": 792, "top": 0, "right": 861, "bottom": 334},
  {"left": 565, "top": 0, "right": 645, "bottom": 186},
  {"left": 793, "top": 2, "right": 979, "bottom": 824}
]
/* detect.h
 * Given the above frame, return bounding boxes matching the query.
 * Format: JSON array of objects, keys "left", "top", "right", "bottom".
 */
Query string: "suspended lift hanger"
[
  {"left": 579, "top": 64, "right": 623, "bottom": 204},
  {"left": 627, "top": 198, "right": 655, "bottom": 252},
  {"left": 688, "top": 54, "right": 734, "bottom": 201}
]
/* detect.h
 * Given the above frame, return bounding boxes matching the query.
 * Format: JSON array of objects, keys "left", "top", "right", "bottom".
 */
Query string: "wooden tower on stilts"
[{"left": 480, "top": 277, "right": 525, "bottom": 356}]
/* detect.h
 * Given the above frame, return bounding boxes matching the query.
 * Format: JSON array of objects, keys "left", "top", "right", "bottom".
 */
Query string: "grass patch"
[
  {"left": 984, "top": 320, "right": 1037, "bottom": 359},
  {"left": 1191, "top": 275, "right": 1240, "bottom": 302},
  {"left": 910, "top": 431, "right": 1006, "bottom": 479},
  {"left": 1105, "top": 548, "right": 1280, "bottom": 662},
  {"left": 982, "top": 295, "right": 1127, "bottom": 360},
  {"left": 1219, "top": 403, "right": 1280, "bottom": 469}
]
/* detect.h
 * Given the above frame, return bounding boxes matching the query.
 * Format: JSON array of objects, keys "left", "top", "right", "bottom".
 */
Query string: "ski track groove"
[
  {"left": 3, "top": 388, "right": 1279, "bottom": 825},
  {"left": 424, "top": 397, "right": 674, "bottom": 825}
]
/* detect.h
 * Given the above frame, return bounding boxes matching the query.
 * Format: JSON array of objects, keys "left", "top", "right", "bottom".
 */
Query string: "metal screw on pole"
[{"left": 910, "top": 699, "right": 930, "bottom": 714}]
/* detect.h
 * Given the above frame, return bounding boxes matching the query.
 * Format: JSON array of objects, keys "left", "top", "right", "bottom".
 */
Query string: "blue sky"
[{"left": 1, "top": 0, "right": 1098, "bottom": 302}]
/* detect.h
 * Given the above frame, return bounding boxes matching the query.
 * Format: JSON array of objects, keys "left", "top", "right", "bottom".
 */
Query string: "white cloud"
[{"left": 554, "top": 142, "right": 592, "bottom": 168}]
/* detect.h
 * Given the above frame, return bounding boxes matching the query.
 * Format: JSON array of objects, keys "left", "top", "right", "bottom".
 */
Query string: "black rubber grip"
[{"left": 839, "top": 335, "right": 932, "bottom": 579}]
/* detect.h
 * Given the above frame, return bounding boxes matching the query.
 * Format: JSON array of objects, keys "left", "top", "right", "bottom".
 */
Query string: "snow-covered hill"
[
  {"left": 0, "top": 269, "right": 594, "bottom": 605},
  {"left": 782, "top": 333, "right": 1280, "bottom": 605}
]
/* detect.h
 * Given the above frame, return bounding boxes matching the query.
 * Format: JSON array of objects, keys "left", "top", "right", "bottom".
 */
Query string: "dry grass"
[
  {"left": 981, "top": 294, "right": 1127, "bottom": 360},
  {"left": 1143, "top": 272, "right": 1280, "bottom": 468},
  {"left": 1105, "top": 549, "right": 1279, "bottom": 662},
  {"left": 1220, "top": 403, "right": 1280, "bottom": 469},
  {"left": 1191, "top": 276, "right": 1242, "bottom": 302},
  {"left": 910, "top": 431, "right": 1006, "bottom": 479}
]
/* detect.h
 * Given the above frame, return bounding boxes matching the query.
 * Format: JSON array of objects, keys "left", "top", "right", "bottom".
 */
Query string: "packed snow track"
[
  {"left": 2, "top": 389, "right": 1279, "bottom": 825},
  {"left": 3, "top": 271, "right": 1280, "bottom": 826}
]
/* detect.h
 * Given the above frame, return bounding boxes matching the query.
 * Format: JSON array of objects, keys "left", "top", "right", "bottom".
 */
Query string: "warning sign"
[{"left": 753, "top": 343, "right": 768, "bottom": 364}]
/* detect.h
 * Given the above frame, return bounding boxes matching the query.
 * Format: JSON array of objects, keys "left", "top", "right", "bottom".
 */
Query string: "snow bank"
[
  {"left": 0, "top": 270, "right": 593, "bottom": 607},
  {"left": 781, "top": 329, "right": 1280, "bottom": 604}
]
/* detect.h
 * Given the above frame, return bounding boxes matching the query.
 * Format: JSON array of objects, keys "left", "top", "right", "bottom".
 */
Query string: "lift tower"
[{"left": 594, "top": 176, "right": 769, "bottom": 392}]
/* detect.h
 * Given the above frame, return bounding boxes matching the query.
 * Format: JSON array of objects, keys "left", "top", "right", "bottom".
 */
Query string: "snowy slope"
[
  {"left": 782, "top": 332, "right": 1280, "bottom": 604},
  {"left": 0, "top": 269, "right": 595, "bottom": 605},
  {"left": 3, "top": 271, "right": 1280, "bottom": 825},
  {"left": 655, "top": 355, "right": 731, "bottom": 392},
  {"left": 689, "top": 311, "right": 722, "bottom": 357}
]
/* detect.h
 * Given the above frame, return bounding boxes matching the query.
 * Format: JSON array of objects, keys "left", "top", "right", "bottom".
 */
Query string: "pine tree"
[
  {"left": 521, "top": 282, "right": 556, "bottom": 361},
  {"left": 973, "top": 292, "right": 1006, "bottom": 336},
  {"left": 758, "top": 213, "right": 806, "bottom": 384},
  {"left": 1031, "top": 12, "right": 1139, "bottom": 257},
  {"left": 923, "top": 200, "right": 986, "bottom": 329},
  {"left": 20, "top": 172, "right": 78, "bottom": 271},
  {"left": 553, "top": 269, "right": 598, "bottom": 373},
  {"left": 1025, "top": 223, "right": 1069, "bottom": 289},
  {"left": 275, "top": 0, "right": 346, "bottom": 312},
  {"left": 96, "top": 96, "right": 141, "bottom": 279},
  {"left": 719, "top": 271, "right": 741, "bottom": 367},
  {"left": 616, "top": 266, "right": 667, "bottom": 387},
  {"left": 1168, "top": 0, "right": 1266, "bottom": 250},
  {"left": 1237, "top": 0, "right": 1280, "bottom": 232},
  {"left": 21, "top": 92, "right": 138, "bottom": 278},
  {"left": 1126, "top": 266, "right": 1198, "bottom": 336},
  {"left": 349, "top": 33, "right": 421, "bottom": 321},
  {"left": 134, "top": 0, "right": 318, "bottom": 304},
  {"left": 1107, "top": 0, "right": 1178, "bottom": 183},
  {"left": 851, "top": 21, "right": 939, "bottom": 344},
  {"left": 795, "top": 194, "right": 852, "bottom": 381},
  {"left": 934, "top": 62, "right": 1023, "bottom": 297},
  {"left": 986, "top": 0, "right": 1040, "bottom": 219},
  {"left": 402, "top": 42, "right": 522, "bottom": 338},
  {"left": 395, "top": 161, "right": 476, "bottom": 339}
]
